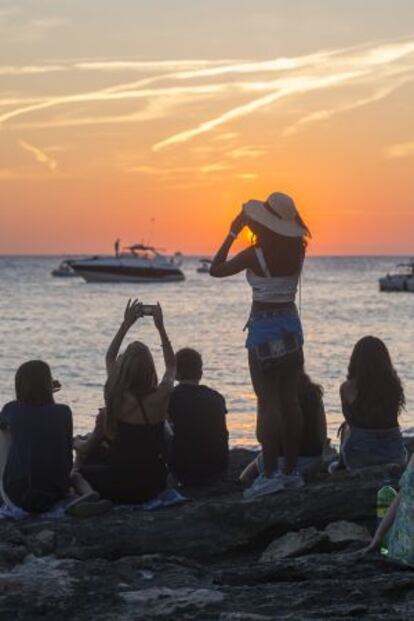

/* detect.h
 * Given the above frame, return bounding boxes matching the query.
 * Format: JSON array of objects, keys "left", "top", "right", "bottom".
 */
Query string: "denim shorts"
[
  {"left": 245, "top": 303, "right": 304, "bottom": 350},
  {"left": 341, "top": 425, "right": 407, "bottom": 470}
]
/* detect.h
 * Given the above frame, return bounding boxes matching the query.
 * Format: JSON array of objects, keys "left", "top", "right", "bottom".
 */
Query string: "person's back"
[
  {"left": 169, "top": 349, "right": 229, "bottom": 485},
  {"left": 79, "top": 300, "right": 175, "bottom": 504},
  {"left": 339, "top": 337, "right": 406, "bottom": 470},
  {"left": 0, "top": 361, "right": 73, "bottom": 513},
  {"left": 298, "top": 376, "right": 326, "bottom": 459}
]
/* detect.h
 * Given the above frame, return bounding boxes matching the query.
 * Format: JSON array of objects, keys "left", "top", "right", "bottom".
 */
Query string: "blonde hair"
[{"left": 104, "top": 341, "right": 158, "bottom": 438}]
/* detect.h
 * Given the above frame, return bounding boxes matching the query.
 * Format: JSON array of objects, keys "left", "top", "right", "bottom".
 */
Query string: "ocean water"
[{"left": 1, "top": 255, "right": 413, "bottom": 446}]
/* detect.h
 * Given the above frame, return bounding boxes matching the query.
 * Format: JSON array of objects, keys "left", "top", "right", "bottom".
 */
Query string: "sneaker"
[
  {"left": 278, "top": 471, "right": 305, "bottom": 489},
  {"left": 243, "top": 473, "right": 286, "bottom": 500}
]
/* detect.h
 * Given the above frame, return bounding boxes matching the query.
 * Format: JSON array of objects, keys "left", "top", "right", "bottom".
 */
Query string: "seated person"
[
  {"left": 241, "top": 367, "right": 326, "bottom": 486},
  {"left": 0, "top": 360, "right": 74, "bottom": 513},
  {"left": 79, "top": 299, "right": 175, "bottom": 504},
  {"left": 168, "top": 348, "right": 229, "bottom": 486},
  {"left": 334, "top": 336, "right": 406, "bottom": 471},
  {"left": 367, "top": 453, "right": 414, "bottom": 566}
]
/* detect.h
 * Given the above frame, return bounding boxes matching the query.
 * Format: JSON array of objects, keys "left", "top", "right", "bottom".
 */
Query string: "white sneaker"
[
  {"left": 277, "top": 471, "right": 305, "bottom": 489},
  {"left": 243, "top": 473, "right": 286, "bottom": 500}
]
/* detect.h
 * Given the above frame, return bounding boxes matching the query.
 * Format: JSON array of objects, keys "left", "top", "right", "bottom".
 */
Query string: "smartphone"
[{"left": 141, "top": 304, "right": 157, "bottom": 316}]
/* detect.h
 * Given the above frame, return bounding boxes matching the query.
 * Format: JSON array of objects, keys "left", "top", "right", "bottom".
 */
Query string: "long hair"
[
  {"left": 347, "top": 336, "right": 405, "bottom": 418},
  {"left": 15, "top": 360, "right": 54, "bottom": 407},
  {"left": 104, "top": 341, "right": 158, "bottom": 438},
  {"left": 298, "top": 369, "right": 324, "bottom": 401},
  {"left": 248, "top": 220, "right": 307, "bottom": 276}
]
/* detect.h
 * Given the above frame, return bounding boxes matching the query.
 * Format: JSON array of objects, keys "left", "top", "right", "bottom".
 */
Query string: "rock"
[
  {"left": 260, "top": 527, "right": 328, "bottom": 562},
  {"left": 0, "top": 450, "right": 412, "bottom": 620},
  {"left": 120, "top": 587, "right": 224, "bottom": 617},
  {"left": 0, "top": 524, "right": 28, "bottom": 569},
  {"left": 29, "top": 529, "right": 56, "bottom": 557},
  {"left": 220, "top": 614, "right": 273, "bottom": 620},
  {"left": 0, "top": 543, "right": 28, "bottom": 570},
  {"left": 325, "top": 521, "right": 371, "bottom": 546}
]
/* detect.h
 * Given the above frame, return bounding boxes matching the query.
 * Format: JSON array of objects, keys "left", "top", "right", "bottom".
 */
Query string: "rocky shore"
[{"left": 1, "top": 444, "right": 413, "bottom": 620}]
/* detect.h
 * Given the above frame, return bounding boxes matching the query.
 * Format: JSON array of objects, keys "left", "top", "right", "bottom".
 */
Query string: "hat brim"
[{"left": 243, "top": 200, "right": 308, "bottom": 238}]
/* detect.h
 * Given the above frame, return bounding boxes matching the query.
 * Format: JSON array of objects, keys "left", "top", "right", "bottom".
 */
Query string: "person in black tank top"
[{"left": 79, "top": 300, "right": 176, "bottom": 504}]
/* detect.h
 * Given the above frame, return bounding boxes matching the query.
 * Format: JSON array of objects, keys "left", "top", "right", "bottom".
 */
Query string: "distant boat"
[
  {"left": 51, "top": 260, "right": 80, "bottom": 278},
  {"left": 197, "top": 258, "right": 212, "bottom": 274},
  {"left": 70, "top": 243, "right": 185, "bottom": 283},
  {"left": 379, "top": 259, "right": 414, "bottom": 292}
]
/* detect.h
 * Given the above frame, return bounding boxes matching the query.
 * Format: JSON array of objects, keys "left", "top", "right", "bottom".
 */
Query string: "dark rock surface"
[{"left": 0, "top": 448, "right": 413, "bottom": 620}]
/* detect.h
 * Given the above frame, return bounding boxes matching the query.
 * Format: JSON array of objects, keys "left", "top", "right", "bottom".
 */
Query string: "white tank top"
[{"left": 246, "top": 247, "right": 299, "bottom": 304}]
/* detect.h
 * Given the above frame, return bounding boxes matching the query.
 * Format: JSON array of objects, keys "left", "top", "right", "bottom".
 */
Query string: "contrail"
[{"left": 19, "top": 140, "right": 58, "bottom": 171}]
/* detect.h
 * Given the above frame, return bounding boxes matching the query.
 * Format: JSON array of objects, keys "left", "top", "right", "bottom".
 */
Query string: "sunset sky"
[{"left": 1, "top": 0, "right": 414, "bottom": 255}]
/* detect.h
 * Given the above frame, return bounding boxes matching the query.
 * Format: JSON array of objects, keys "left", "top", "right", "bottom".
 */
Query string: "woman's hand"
[
  {"left": 153, "top": 303, "right": 165, "bottom": 332},
  {"left": 230, "top": 209, "right": 248, "bottom": 236},
  {"left": 122, "top": 298, "right": 143, "bottom": 329}
]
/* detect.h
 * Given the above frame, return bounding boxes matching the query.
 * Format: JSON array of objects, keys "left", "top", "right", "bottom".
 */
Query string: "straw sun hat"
[{"left": 243, "top": 192, "right": 310, "bottom": 238}]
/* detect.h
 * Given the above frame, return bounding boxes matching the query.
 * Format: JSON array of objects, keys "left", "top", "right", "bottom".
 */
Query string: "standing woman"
[{"left": 210, "top": 192, "right": 310, "bottom": 498}]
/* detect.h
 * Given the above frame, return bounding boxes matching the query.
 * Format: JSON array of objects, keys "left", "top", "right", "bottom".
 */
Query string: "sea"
[{"left": 1, "top": 255, "right": 413, "bottom": 446}]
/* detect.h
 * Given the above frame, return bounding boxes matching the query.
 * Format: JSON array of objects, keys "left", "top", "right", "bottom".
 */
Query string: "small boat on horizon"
[
  {"left": 69, "top": 243, "right": 185, "bottom": 283},
  {"left": 197, "top": 258, "right": 212, "bottom": 274},
  {"left": 379, "top": 259, "right": 414, "bottom": 292},
  {"left": 51, "top": 260, "right": 80, "bottom": 278}
]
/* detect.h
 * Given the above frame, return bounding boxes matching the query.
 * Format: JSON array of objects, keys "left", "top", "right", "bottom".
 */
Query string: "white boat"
[
  {"left": 197, "top": 258, "right": 212, "bottom": 274},
  {"left": 379, "top": 259, "right": 414, "bottom": 292},
  {"left": 51, "top": 260, "right": 80, "bottom": 278},
  {"left": 70, "top": 244, "right": 185, "bottom": 283}
]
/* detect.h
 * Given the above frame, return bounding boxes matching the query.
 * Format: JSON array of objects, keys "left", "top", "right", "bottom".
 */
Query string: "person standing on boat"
[
  {"left": 210, "top": 192, "right": 310, "bottom": 498},
  {"left": 114, "top": 239, "right": 120, "bottom": 258}
]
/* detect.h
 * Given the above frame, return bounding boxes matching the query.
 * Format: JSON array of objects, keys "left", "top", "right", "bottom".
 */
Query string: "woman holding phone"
[
  {"left": 210, "top": 192, "right": 310, "bottom": 498},
  {"left": 78, "top": 300, "right": 176, "bottom": 504}
]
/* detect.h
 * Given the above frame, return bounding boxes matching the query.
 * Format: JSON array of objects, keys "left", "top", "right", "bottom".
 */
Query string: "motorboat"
[
  {"left": 197, "top": 258, "right": 212, "bottom": 274},
  {"left": 51, "top": 260, "right": 80, "bottom": 278},
  {"left": 379, "top": 259, "right": 414, "bottom": 292},
  {"left": 70, "top": 244, "right": 185, "bottom": 283}
]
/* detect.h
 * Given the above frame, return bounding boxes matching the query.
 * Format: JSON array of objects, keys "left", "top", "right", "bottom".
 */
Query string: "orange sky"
[{"left": 1, "top": 2, "right": 414, "bottom": 255}]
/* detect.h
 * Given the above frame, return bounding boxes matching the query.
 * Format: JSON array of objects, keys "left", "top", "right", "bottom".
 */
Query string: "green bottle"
[{"left": 377, "top": 484, "right": 398, "bottom": 555}]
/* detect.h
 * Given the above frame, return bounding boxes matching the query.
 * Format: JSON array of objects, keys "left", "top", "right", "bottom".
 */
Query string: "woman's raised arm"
[
  {"left": 210, "top": 209, "right": 252, "bottom": 277},
  {"left": 153, "top": 303, "right": 175, "bottom": 383},
  {"left": 105, "top": 299, "right": 142, "bottom": 375}
]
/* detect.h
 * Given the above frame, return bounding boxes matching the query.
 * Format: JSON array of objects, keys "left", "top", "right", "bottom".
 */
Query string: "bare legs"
[
  {"left": 249, "top": 350, "right": 303, "bottom": 477},
  {"left": 280, "top": 364, "right": 302, "bottom": 473}
]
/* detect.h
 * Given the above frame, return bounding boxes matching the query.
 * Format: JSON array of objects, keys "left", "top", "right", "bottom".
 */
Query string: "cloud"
[
  {"left": 18, "top": 140, "right": 58, "bottom": 171},
  {"left": 284, "top": 76, "right": 413, "bottom": 136},
  {"left": 29, "top": 18, "right": 69, "bottom": 30},
  {"left": 0, "top": 64, "right": 65, "bottom": 76},
  {"left": 237, "top": 173, "right": 258, "bottom": 180},
  {"left": 384, "top": 141, "right": 414, "bottom": 159},
  {"left": 152, "top": 70, "right": 364, "bottom": 150},
  {"left": 1, "top": 37, "right": 414, "bottom": 158},
  {"left": 227, "top": 146, "right": 266, "bottom": 159},
  {"left": 75, "top": 59, "right": 231, "bottom": 72}
]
